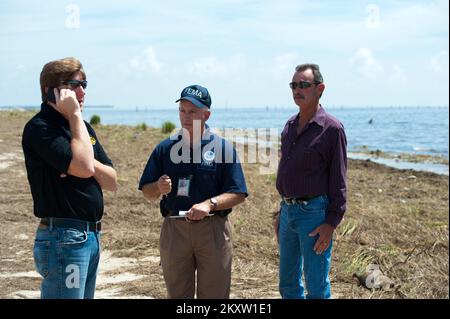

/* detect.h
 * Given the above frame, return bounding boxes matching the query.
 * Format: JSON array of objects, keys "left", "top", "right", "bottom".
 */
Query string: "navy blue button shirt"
[
  {"left": 139, "top": 129, "right": 248, "bottom": 216},
  {"left": 22, "top": 103, "right": 113, "bottom": 222}
]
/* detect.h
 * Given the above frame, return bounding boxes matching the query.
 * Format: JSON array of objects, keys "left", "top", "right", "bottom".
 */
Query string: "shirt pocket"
[{"left": 300, "top": 148, "right": 322, "bottom": 170}]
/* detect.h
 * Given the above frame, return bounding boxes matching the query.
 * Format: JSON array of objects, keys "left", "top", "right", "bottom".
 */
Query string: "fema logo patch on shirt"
[
  {"left": 200, "top": 150, "right": 216, "bottom": 170},
  {"left": 203, "top": 150, "right": 215, "bottom": 162}
]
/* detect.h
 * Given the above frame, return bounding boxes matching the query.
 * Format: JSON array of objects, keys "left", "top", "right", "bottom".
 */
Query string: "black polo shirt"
[
  {"left": 138, "top": 128, "right": 248, "bottom": 217},
  {"left": 22, "top": 103, "right": 113, "bottom": 222}
]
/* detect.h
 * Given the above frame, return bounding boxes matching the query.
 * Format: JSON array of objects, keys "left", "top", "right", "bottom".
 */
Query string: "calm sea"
[
  {"left": 5, "top": 105, "right": 448, "bottom": 175},
  {"left": 81, "top": 106, "right": 450, "bottom": 175}
]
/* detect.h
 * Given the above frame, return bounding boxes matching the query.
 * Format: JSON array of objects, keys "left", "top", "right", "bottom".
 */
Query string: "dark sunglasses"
[
  {"left": 289, "top": 81, "right": 321, "bottom": 90},
  {"left": 63, "top": 80, "right": 88, "bottom": 89}
]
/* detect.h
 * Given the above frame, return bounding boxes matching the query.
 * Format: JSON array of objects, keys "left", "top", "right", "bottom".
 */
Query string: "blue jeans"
[
  {"left": 278, "top": 195, "right": 332, "bottom": 299},
  {"left": 33, "top": 219, "right": 101, "bottom": 299}
]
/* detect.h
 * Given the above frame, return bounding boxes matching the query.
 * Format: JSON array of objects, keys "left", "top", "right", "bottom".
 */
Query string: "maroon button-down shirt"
[{"left": 276, "top": 106, "right": 347, "bottom": 228}]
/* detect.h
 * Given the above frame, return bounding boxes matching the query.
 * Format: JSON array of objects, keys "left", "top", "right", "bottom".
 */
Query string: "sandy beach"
[{"left": 0, "top": 110, "right": 448, "bottom": 299}]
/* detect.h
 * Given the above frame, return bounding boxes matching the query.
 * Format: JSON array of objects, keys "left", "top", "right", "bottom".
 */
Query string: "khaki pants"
[{"left": 159, "top": 215, "right": 232, "bottom": 299}]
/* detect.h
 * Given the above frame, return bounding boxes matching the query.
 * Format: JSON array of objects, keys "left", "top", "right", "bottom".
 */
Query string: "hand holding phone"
[{"left": 47, "top": 87, "right": 81, "bottom": 120}]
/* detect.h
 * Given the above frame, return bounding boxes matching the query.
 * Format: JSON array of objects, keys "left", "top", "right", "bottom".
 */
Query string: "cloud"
[
  {"left": 430, "top": 50, "right": 449, "bottom": 73},
  {"left": 186, "top": 55, "right": 246, "bottom": 78},
  {"left": 350, "top": 48, "right": 383, "bottom": 79},
  {"left": 124, "top": 47, "right": 162, "bottom": 74},
  {"left": 390, "top": 65, "right": 407, "bottom": 85},
  {"left": 272, "top": 53, "right": 299, "bottom": 78},
  {"left": 0, "top": 0, "right": 448, "bottom": 107}
]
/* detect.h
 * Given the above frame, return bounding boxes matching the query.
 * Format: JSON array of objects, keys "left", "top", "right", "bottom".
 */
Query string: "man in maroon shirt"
[{"left": 275, "top": 63, "right": 347, "bottom": 299}]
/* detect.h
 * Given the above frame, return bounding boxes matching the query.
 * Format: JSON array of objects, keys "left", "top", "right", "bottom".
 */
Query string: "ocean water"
[
  {"left": 82, "top": 106, "right": 449, "bottom": 158},
  {"left": 8, "top": 105, "right": 446, "bottom": 175}
]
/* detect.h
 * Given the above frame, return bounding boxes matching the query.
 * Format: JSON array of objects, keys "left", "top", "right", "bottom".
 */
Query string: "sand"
[{"left": 0, "top": 110, "right": 448, "bottom": 299}]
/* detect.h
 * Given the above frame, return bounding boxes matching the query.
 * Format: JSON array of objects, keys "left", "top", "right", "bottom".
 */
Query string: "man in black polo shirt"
[
  {"left": 139, "top": 84, "right": 248, "bottom": 298},
  {"left": 22, "top": 57, "right": 117, "bottom": 299}
]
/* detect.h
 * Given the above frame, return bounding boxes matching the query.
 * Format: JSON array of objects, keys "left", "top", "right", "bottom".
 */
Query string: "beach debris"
[
  {"left": 370, "top": 149, "right": 382, "bottom": 156},
  {"left": 368, "top": 118, "right": 373, "bottom": 124},
  {"left": 377, "top": 188, "right": 383, "bottom": 193},
  {"left": 14, "top": 234, "right": 29, "bottom": 240},
  {"left": 353, "top": 264, "right": 395, "bottom": 290},
  {"left": 358, "top": 237, "right": 369, "bottom": 246},
  {"left": 354, "top": 193, "right": 363, "bottom": 198},
  {"left": 407, "top": 175, "right": 417, "bottom": 180}
]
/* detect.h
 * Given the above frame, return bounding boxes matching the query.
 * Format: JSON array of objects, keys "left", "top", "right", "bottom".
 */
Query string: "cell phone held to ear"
[{"left": 46, "top": 87, "right": 58, "bottom": 104}]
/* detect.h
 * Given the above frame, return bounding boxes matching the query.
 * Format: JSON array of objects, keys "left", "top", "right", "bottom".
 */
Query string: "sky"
[{"left": 0, "top": 0, "right": 448, "bottom": 108}]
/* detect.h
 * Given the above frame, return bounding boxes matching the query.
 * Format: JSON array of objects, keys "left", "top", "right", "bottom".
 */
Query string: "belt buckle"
[{"left": 283, "top": 197, "right": 307, "bottom": 205}]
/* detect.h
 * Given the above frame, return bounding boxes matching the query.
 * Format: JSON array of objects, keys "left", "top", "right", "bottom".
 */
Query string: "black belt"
[
  {"left": 40, "top": 217, "right": 102, "bottom": 232},
  {"left": 282, "top": 195, "right": 317, "bottom": 205}
]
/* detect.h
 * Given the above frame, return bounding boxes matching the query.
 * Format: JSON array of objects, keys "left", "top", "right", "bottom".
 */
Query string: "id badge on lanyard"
[{"left": 177, "top": 175, "right": 193, "bottom": 197}]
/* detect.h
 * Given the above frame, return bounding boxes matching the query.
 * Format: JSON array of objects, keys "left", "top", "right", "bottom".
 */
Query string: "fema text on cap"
[{"left": 184, "top": 88, "right": 203, "bottom": 98}]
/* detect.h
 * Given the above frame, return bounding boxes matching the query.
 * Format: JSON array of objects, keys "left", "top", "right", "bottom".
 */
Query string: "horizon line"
[{"left": 1, "top": 105, "right": 449, "bottom": 110}]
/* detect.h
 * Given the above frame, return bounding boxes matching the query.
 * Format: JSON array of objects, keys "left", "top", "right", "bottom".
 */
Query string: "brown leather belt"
[{"left": 40, "top": 217, "right": 102, "bottom": 232}]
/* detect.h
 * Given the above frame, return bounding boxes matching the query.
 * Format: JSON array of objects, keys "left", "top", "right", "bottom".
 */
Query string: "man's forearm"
[
  {"left": 68, "top": 114, "right": 95, "bottom": 177},
  {"left": 94, "top": 160, "right": 117, "bottom": 191},
  {"left": 142, "top": 182, "right": 162, "bottom": 200},
  {"left": 209, "top": 192, "right": 246, "bottom": 211}
]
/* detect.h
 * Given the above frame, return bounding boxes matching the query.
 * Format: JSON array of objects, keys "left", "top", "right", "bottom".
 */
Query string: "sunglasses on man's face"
[
  {"left": 289, "top": 81, "right": 320, "bottom": 90},
  {"left": 63, "top": 80, "right": 88, "bottom": 90}
]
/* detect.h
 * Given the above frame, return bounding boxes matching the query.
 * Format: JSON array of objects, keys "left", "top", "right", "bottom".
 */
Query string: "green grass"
[
  {"left": 161, "top": 121, "right": 175, "bottom": 134},
  {"left": 344, "top": 248, "right": 378, "bottom": 275},
  {"left": 339, "top": 220, "right": 358, "bottom": 237},
  {"left": 90, "top": 114, "right": 101, "bottom": 125}
]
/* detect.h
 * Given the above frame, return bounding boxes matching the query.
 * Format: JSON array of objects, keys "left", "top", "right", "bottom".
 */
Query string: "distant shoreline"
[
  {"left": 0, "top": 105, "right": 114, "bottom": 110},
  {"left": 347, "top": 152, "right": 448, "bottom": 176},
  {"left": 1, "top": 105, "right": 449, "bottom": 111},
  {"left": 1, "top": 109, "right": 448, "bottom": 176}
]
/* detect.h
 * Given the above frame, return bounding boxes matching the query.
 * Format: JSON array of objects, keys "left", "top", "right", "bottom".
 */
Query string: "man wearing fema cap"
[{"left": 139, "top": 84, "right": 248, "bottom": 299}]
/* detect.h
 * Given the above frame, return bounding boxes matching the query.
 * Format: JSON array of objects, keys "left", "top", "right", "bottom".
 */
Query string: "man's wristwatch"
[{"left": 209, "top": 197, "right": 218, "bottom": 211}]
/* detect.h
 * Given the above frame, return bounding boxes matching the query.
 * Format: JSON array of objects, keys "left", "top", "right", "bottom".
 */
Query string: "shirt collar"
[
  {"left": 289, "top": 105, "right": 327, "bottom": 128},
  {"left": 311, "top": 105, "right": 327, "bottom": 127},
  {"left": 40, "top": 102, "right": 69, "bottom": 126}
]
